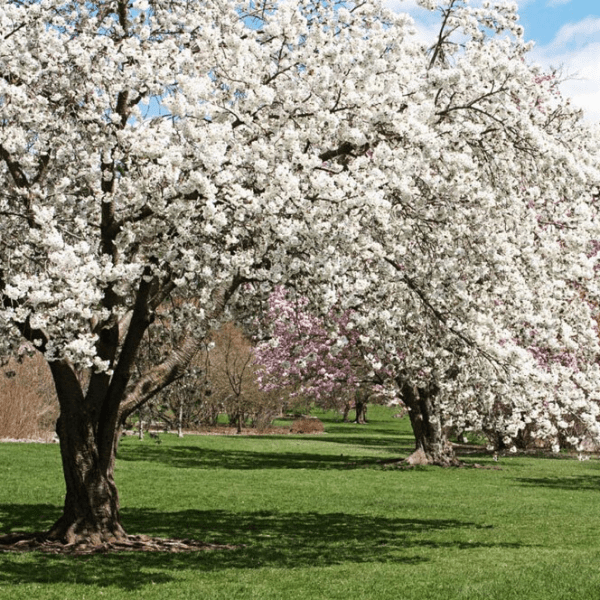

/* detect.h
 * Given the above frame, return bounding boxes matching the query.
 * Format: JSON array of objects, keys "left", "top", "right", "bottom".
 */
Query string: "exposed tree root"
[
  {"left": 0, "top": 532, "right": 240, "bottom": 555},
  {"left": 404, "top": 448, "right": 462, "bottom": 467},
  {"left": 375, "top": 458, "right": 501, "bottom": 470}
]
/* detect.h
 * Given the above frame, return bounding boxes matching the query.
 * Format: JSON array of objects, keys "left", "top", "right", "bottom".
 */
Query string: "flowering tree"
[
  {"left": 0, "top": 0, "right": 428, "bottom": 546},
  {"left": 302, "top": 1, "right": 600, "bottom": 464},
  {"left": 255, "top": 0, "right": 600, "bottom": 466},
  {"left": 254, "top": 287, "right": 386, "bottom": 423}
]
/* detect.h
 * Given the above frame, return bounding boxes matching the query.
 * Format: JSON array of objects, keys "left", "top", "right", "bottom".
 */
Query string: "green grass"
[{"left": 1, "top": 406, "right": 600, "bottom": 599}]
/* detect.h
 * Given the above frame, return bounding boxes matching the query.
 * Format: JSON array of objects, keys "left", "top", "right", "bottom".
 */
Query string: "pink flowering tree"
[{"left": 254, "top": 288, "right": 388, "bottom": 423}]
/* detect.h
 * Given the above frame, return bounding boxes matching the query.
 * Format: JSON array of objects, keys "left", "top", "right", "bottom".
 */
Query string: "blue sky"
[
  {"left": 518, "top": 0, "right": 598, "bottom": 45},
  {"left": 386, "top": 0, "right": 600, "bottom": 122},
  {"left": 522, "top": 0, "right": 600, "bottom": 122}
]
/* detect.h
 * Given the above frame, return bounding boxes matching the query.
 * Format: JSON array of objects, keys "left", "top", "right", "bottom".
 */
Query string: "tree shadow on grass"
[
  {"left": 515, "top": 474, "right": 600, "bottom": 492},
  {"left": 0, "top": 504, "right": 527, "bottom": 591},
  {"left": 117, "top": 438, "right": 489, "bottom": 470},
  {"left": 0, "top": 503, "right": 62, "bottom": 536},
  {"left": 323, "top": 423, "right": 408, "bottom": 435},
  {"left": 315, "top": 434, "right": 415, "bottom": 454},
  {"left": 118, "top": 444, "right": 386, "bottom": 470}
]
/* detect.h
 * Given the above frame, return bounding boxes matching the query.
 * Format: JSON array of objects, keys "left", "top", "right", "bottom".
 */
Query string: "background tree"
[
  {"left": 305, "top": 0, "right": 600, "bottom": 464},
  {"left": 132, "top": 324, "right": 215, "bottom": 437},
  {"left": 209, "top": 322, "right": 284, "bottom": 432},
  {"left": 255, "top": 0, "right": 600, "bottom": 466},
  {"left": 0, "top": 348, "right": 57, "bottom": 441},
  {"left": 254, "top": 287, "right": 389, "bottom": 423}
]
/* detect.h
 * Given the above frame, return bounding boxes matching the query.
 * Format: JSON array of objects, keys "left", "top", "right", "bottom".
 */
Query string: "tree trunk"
[
  {"left": 41, "top": 280, "right": 243, "bottom": 546},
  {"left": 48, "top": 409, "right": 126, "bottom": 545},
  {"left": 399, "top": 380, "right": 458, "bottom": 466},
  {"left": 178, "top": 399, "right": 184, "bottom": 438},
  {"left": 342, "top": 401, "right": 351, "bottom": 422},
  {"left": 354, "top": 395, "right": 368, "bottom": 424},
  {"left": 40, "top": 272, "right": 159, "bottom": 545}
]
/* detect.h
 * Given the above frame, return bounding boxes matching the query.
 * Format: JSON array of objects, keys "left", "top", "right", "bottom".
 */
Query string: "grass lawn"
[{"left": 1, "top": 406, "right": 599, "bottom": 599}]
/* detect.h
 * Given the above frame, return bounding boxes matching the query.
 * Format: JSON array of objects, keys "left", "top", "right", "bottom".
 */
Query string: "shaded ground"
[
  {"left": 126, "top": 416, "right": 326, "bottom": 438},
  {"left": 0, "top": 505, "right": 522, "bottom": 567}
]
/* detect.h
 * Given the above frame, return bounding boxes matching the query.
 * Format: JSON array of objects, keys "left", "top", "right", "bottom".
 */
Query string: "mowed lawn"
[{"left": 1, "top": 407, "right": 599, "bottom": 600}]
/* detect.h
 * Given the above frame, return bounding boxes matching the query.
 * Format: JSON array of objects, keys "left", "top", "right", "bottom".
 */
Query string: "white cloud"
[
  {"left": 530, "top": 17, "right": 600, "bottom": 123},
  {"left": 552, "top": 15, "right": 600, "bottom": 46}
]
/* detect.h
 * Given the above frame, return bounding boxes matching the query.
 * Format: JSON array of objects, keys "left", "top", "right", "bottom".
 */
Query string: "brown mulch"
[
  {"left": 0, "top": 532, "right": 241, "bottom": 555},
  {"left": 188, "top": 425, "right": 295, "bottom": 436}
]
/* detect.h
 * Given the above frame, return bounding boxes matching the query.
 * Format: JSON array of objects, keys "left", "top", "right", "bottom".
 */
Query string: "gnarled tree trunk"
[
  {"left": 44, "top": 359, "right": 127, "bottom": 544},
  {"left": 48, "top": 412, "right": 125, "bottom": 544},
  {"left": 399, "top": 380, "right": 458, "bottom": 466},
  {"left": 46, "top": 336, "right": 206, "bottom": 544}
]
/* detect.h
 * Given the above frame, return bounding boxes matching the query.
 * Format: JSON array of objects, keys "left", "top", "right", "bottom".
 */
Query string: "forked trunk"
[
  {"left": 41, "top": 281, "right": 242, "bottom": 546},
  {"left": 400, "top": 380, "right": 458, "bottom": 466},
  {"left": 43, "top": 354, "right": 131, "bottom": 545},
  {"left": 48, "top": 409, "right": 125, "bottom": 544}
]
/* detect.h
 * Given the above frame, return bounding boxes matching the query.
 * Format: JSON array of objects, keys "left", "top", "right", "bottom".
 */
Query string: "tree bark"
[
  {"left": 399, "top": 380, "right": 458, "bottom": 466},
  {"left": 48, "top": 413, "right": 125, "bottom": 544},
  {"left": 45, "top": 362, "right": 126, "bottom": 544},
  {"left": 42, "top": 272, "right": 158, "bottom": 544}
]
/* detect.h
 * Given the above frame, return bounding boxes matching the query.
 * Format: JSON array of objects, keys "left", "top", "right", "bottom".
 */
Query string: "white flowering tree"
[
  {"left": 0, "top": 0, "right": 426, "bottom": 547},
  {"left": 248, "top": 0, "right": 600, "bottom": 466},
  {"left": 304, "top": 0, "right": 600, "bottom": 464}
]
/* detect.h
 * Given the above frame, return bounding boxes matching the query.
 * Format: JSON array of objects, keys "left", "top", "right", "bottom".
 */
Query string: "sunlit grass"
[{"left": 1, "top": 406, "right": 599, "bottom": 599}]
